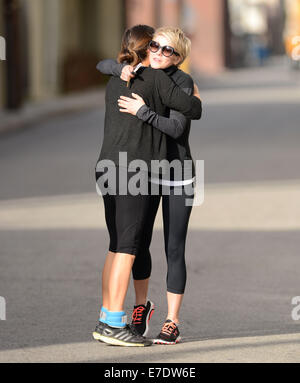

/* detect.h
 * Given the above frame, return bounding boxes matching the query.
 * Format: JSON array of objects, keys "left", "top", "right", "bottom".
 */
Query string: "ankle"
[
  {"left": 166, "top": 316, "right": 179, "bottom": 325},
  {"left": 105, "top": 310, "right": 127, "bottom": 328},
  {"left": 135, "top": 300, "right": 147, "bottom": 306}
]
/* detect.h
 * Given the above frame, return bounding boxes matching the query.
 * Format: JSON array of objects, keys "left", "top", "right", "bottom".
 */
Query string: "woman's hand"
[
  {"left": 118, "top": 93, "right": 145, "bottom": 115},
  {"left": 193, "top": 84, "right": 201, "bottom": 100},
  {"left": 121, "top": 65, "right": 135, "bottom": 82}
]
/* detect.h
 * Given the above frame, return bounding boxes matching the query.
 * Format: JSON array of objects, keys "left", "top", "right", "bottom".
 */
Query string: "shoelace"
[
  {"left": 131, "top": 305, "right": 146, "bottom": 325},
  {"left": 161, "top": 321, "right": 178, "bottom": 336}
]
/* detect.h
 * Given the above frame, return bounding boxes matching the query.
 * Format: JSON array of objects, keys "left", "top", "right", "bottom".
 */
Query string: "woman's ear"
[{"left": 175, "top": 56, "right": 182, "bottom": 66}]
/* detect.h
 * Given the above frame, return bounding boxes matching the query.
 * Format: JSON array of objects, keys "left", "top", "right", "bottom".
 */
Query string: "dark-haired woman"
[
  {"left": 97, "top": 26, "right": 201, "bottom": 345},
  {"left": 93, "top": 24, "right": 202, "bottom": 347}
]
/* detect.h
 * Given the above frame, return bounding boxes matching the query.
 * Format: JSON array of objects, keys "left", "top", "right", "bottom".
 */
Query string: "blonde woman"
[
  {"left": 94, "top": 25, "right": 202, "bottom": 346},
  {"left": 97, "top": 27, "right": 201, "bottom": 345}
]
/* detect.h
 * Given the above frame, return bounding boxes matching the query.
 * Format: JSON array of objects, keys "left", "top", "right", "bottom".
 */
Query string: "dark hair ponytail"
[{"left": 118, "top": 24, "right": 154, "bottom": 67}]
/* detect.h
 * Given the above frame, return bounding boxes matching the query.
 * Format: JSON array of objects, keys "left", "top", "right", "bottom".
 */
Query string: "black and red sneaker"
[
  {"left": 153, "top": 319, "right": 181, "bottom": 345},
  {"left": 130, "top": 300, "right": 155, "bottom": 337}
]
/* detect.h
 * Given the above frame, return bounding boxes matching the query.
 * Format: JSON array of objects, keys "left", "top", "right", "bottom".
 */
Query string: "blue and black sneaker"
[
  {"left": 93, "top": 320, "right": 106, "bottom": 342},
  {"left": 93, "top": 323, "right": 152, "bottom": 347}
]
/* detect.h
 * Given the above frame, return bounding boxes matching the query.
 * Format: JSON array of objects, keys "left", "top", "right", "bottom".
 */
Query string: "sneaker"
[
  {"left": 92, "top": 320, "right": 106, "bottom": 342},
  {"left": 130, "top": 300, "right": 155, "bottom": 337},
  {"left": 153, "top": 319, "right": 181, "bottom": 345},
  {"left": 93, "top": 323, "right": 152, "bottom": 347}
]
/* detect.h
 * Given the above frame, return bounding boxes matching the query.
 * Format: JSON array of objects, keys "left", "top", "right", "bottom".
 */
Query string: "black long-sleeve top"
[
  {"left": 96, "top": 60, "right": 199, "bottom": 180},
  {"left": 96, "top": 64, "right": 202, "bottom": 177}
]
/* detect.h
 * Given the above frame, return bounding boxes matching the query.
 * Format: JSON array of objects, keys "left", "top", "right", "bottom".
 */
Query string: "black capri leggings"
[
  {"left": 96, "top": 167, "right": 153, "bottom": 256},
  {"left": 132, "top": 183, "right": 194, "bottom": 294}
]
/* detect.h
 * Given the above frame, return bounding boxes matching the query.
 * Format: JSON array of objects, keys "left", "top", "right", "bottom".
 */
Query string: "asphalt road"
[{"left": 1, "top": 62, "right": 300, "bottom": 362}]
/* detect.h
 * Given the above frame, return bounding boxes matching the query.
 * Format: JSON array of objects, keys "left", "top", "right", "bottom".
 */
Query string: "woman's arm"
[
  {"left": 118, "top": 92, "right": 188, "bottom": 139},
  {"left": 118, "top": 75, "right": 198, "bottom": 138},
  {"left": 136, "top": 104, "right": 188, "bottom": 139},
  {"left": 96, "top": 59, "right": 136, "bottom": 82},
  {"left": 96, "top": 59, "right": 126, "bottom": 77},
  {"left": 155, "top": 69, "right": 202, "bottom": 120},
  {"left": 118, "top": 69, "right": 201, "bottom": 128},
  {"left": 136, "top": 82, "right": 193, "bottom": 139}
]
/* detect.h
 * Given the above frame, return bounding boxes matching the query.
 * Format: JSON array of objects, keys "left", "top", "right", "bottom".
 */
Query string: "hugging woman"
[{"left": 93, "top": 25, "right": 202, "bottom": 347}]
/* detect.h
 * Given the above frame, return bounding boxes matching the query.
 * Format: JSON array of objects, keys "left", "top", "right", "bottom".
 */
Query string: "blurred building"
[
  {"left": 0, "top": 0, "right": 5, "bottom": 108},
  {"left": 0, "top": 0, "right": 125, "bottom": 110},
  {"left": 126, "top": 0, "right": 229, "bottom": 74},
  {"left": 1, "top": 0, "right": 231, "bottom": 112},
  {"left": 228, "top": 0, "right": 285, "bottom": 67},
  {"left": 0, "top": 0, "right": 288, "bottom": 112}
]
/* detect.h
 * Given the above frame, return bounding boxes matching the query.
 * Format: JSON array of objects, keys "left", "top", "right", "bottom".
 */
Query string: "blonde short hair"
[{"left": 154, "top": 27, "right": 191, "bottom": 65}]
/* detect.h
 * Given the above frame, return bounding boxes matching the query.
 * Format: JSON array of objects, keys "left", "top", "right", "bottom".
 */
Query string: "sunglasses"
[{"left": 148, "top": 40, "right": 180, "bottom": 57}]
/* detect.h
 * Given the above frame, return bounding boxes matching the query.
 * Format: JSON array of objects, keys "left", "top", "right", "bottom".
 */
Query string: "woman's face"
[{"left": 149, "top": 35, "right": 181, "bottom": 69}]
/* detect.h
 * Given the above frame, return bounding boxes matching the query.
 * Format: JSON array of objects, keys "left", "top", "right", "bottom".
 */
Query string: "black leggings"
[
  {"left": 132, "top": 183, "right": 194, "bottom": 294},
  {"left": 97, "top": 168, "right": 153, "bottom": 256},
  {"left": 97, "top": 167, "right": 194, "bottom": 294}
]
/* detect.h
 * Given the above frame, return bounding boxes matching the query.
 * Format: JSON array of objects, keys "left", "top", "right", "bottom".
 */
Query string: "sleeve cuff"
[
  {"left": 136, "top": 104, "right": 150, "bottom": 120},
  {"left": 113, "top": 63, "right": 126, "bottom": 77}
]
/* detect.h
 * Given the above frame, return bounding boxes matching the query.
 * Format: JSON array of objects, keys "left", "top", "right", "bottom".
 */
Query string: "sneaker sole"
[
  {"left": 93, "top": 331, "right": 104, "bottom": 343},
  {"left": 153, "top": 336, "right": 182, "bottom": 345},
  {"left": 93, "top": 331, "right": 152, "bottom": 347},
  {"left": 142, "top": 301, "right": 155, "bottom": 337}
]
